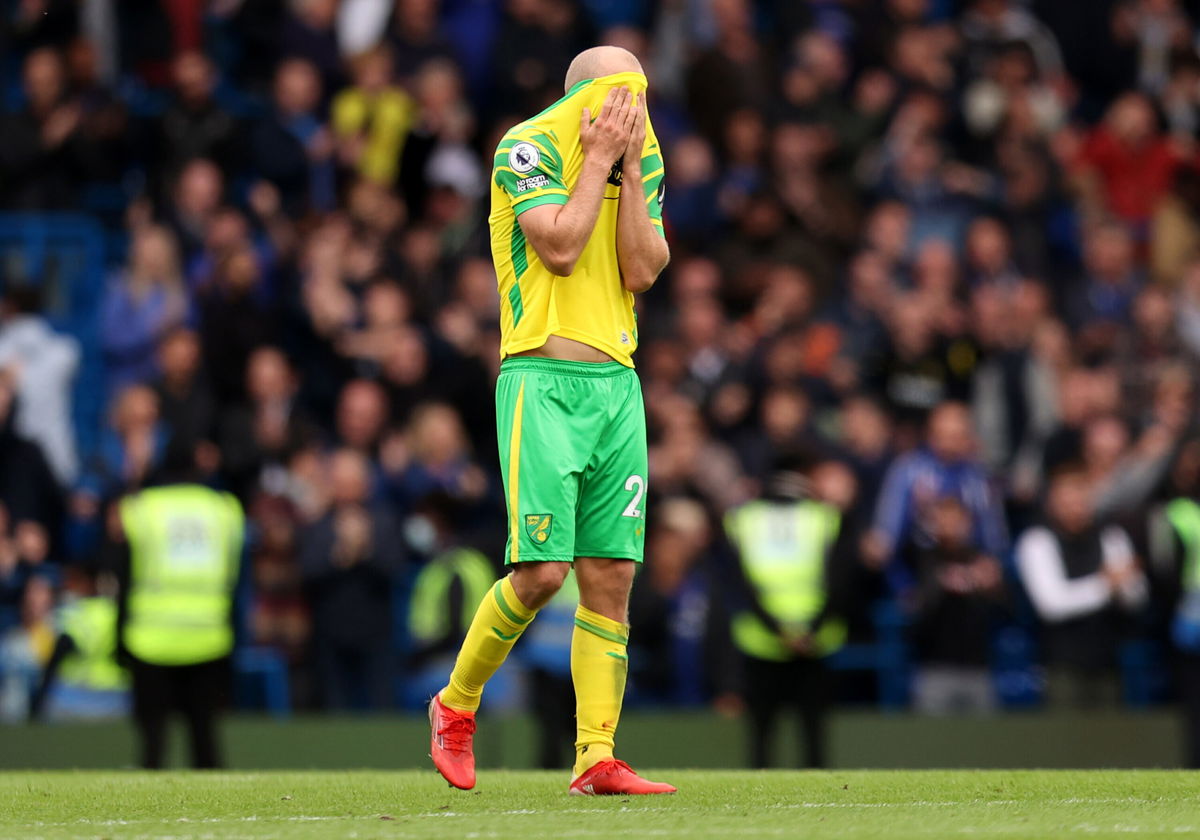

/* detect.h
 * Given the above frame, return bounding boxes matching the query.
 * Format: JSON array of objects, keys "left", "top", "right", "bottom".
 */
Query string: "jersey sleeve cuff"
[{"left": 513, "top": 192, "right": 570, "bottom": 213}]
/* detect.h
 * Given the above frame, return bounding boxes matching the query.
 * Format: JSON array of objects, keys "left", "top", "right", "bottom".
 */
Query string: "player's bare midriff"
[{"left": 512, "top": 334, "right": 616, "bottom": 363}]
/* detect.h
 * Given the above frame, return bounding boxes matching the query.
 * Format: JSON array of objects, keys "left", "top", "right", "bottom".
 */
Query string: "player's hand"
[
  {"left": 622, "top": 96, "right": 647, "bottom": 168},
  {"left": 580, "top": 87, "right": 635, "bottom": 167}
]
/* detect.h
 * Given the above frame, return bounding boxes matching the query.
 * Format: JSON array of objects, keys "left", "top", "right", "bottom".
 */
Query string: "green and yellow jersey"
[{"left": 489, "top": 71, "right": 665, "bottom": 368}]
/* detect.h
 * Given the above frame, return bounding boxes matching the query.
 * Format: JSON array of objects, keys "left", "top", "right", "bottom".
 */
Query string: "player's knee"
[{"left": 510, "top": 561, "right": 570, "bottom": 608}]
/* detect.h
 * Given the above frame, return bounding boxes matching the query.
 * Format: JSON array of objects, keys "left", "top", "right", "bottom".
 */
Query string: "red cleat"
[
  {"left": 569, "top": 760, "right": 677, "bottom": 796},
  {"left": 429, "top": 694, "right": 477, "bottom": 790}
]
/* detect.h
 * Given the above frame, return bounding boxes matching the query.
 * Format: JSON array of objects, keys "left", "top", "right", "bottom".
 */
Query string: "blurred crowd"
[{"left": 4, "top": 0, "right": 1200, "bottom": 716}]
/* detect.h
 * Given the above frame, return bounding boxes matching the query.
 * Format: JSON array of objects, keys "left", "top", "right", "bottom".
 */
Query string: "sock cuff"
[
  {"left": 496, "top": 576, "right": 536, "bottom": 624},
  {"left": 574, "top": 605, "right": 629, "bottom": 645}
]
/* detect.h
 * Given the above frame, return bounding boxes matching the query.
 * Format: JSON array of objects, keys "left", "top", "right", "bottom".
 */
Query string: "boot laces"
[
  {"left": 598, "top": 759, "right": 634, "bottom": 777},
  {"left": 437, "top": 714, "right": 476, "bottom": 752}
]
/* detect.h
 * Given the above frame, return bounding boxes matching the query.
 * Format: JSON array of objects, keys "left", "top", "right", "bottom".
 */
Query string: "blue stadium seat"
[
  {"left": 1120, "top": 640, "right": 1170, "bottom": 708},
  {"left": 992, "top": 625, "right": 1043, "bottom": 709},
  {"left": 827, "top": 599, "right": 911, "bottom": 710},
  {"left": 232, "top": 646, "right": 292, "bottom": 718}
]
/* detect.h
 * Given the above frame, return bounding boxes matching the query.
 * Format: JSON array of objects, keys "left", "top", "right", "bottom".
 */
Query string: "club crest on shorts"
[{"left": 525, "top": 514, "right": 553, "bottom": 544}]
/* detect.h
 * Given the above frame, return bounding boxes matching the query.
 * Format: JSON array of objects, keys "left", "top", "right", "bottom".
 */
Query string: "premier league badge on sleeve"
[{"left": 509, "top": 142, "right": 541, "bottom": 174}]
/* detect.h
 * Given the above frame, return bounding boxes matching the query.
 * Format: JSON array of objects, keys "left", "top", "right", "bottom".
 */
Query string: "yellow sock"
[
  {"left": 571, "top": 604, "right": 629, "bottom": 777},
  {"left": 440, "top": 576, "right": 536, "bottom": 712}
]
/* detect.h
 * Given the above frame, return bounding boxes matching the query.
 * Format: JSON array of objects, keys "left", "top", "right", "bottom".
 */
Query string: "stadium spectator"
[
  {"left": 99, "top": 225, "right": 190, "bottom": 396},
  {"left": 1016, "top": 466, "right": 1148, "bottom": 707},
  {"left": 154, "top": 51, "right": 241, "bottom": 186},
  {"left": 0, "top": 287, "right": 80, "bottom": 485},
  {"left": 0, "top": 574, "right": 55, "bottom": 721},
  {"left": 250, "top": 58, "right": 336, "bottom": 217},
  {"left": 0, "top": 48, "right": 82, "bottom": 210},
  {"left": 151, "top": 327, "right": 216, "bottom": 464},
  {"left": 628, "top": 497, "right": 729, "bottom": 708},
  {"left": 910, "top": 496, "right": 1007, "bottom": 714},
  {"left": 219, "top": 347, "right": 317, "bottom": 504},
  {"left": 332, "top": 45, "right": 416, "bottom": 188},
  {"left": 0, "top": 373, "right": 62, "bottom": 536},
  {"left": 1075, "top": 92, "right": 1184, "bottom": 227},
  {"left": 300, "top": 448, "right": 404, "bottom": 710},
  {"left": 867, "top": 402, "right": 1008, "bottom": 594}
]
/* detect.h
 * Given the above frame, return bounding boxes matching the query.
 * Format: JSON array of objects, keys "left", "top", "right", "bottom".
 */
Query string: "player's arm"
[
  {"left": 517, "top": 88, "right": 635, "bottom": 277},
  {"left": 616, "top": 99, "right": 669, "bottom": 294}
]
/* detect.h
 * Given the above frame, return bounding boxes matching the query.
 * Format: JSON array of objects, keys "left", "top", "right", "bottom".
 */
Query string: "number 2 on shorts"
[{"left": 622, "top": 474, "right": 645, "bottom": 519}]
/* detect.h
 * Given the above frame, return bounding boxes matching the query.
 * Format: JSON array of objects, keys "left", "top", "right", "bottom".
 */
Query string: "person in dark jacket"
[
  {"left": 300, "top": 448, "right": 404, "bottom": 710},
  {"left": 910, "top": 496, "right": 1007, "bottom": 714},
  {"left": 0, "top": 372, "right": 62, "bottom": 535}
]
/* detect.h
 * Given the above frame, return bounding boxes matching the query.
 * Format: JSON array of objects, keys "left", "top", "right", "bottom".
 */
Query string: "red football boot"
[
  {"left": 429, "top": 695, "right": 477, "bottom": 790},
  {"left": 569, "top": 760, "right": 677, "bottom": 796}
]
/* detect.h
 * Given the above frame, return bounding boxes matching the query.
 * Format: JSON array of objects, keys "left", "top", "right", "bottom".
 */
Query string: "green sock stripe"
[
  {"left": 574, "top": 616, "right": 629, "bottom": 646},
  {"left": 493, "top": 581, "right": 533, "bottom": 626}
]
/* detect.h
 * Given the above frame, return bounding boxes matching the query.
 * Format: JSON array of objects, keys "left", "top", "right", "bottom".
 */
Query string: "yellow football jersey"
[{"left": 489, "top": 71, "right": 665, "bottom": 367}]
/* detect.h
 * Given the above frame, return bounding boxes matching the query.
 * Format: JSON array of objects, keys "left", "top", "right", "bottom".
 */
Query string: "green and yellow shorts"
[{"left": 496, "top": 357, "right": 648, "bottom": 565}]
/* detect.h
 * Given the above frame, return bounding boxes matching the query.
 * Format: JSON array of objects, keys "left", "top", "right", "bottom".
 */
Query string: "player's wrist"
[{"left": 582, "top": 152, "right": 618, "bottom": 175}]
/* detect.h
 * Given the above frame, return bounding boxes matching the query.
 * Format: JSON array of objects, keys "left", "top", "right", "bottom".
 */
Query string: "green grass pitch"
[{"left": 3, "top": 769, "right": 1199, "bottom": 840}]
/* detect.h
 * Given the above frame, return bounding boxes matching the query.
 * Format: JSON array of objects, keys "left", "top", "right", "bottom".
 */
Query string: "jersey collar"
[{"left": 567, "top": 71, "right": 649, "bottom": 96}]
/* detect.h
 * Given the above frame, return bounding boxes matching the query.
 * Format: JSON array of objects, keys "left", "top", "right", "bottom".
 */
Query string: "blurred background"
[{"left": 3, "top": 0, "right": 1200, "bottom": 769}]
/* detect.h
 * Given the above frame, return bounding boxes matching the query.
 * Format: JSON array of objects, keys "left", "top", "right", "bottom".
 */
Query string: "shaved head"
[{"left": 564, "top": 45, "right": 643, "bottom": 92}]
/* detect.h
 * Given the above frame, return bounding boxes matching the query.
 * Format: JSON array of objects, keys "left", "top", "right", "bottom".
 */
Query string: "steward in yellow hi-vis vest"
[
  {"left": 1161, "top": 496, "right": 1200, "bottom": 768},
  {"left": 724, "top": 454, "right": 849, "bottom": 770},
  {"left": 31, "top": 566, "right": 130, "bottom": 722},
  {"left": 116, "top": 464, "right": 244, "bottom": 770},
  {"left": 489, "top": 70, "right": 665, "bottom": 367}
]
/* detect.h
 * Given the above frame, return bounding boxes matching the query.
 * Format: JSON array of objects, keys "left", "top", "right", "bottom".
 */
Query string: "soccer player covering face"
[{"left": 428, "top": 46, "right": 674, "bottom": 795}]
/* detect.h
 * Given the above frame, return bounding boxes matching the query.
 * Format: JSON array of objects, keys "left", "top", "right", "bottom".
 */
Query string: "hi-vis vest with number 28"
[
  {"left": 119, "top": 485, "right": 244, "bottom": 666},
  {"left": 724, "top": 500, "right": 845, "bottom": 660}
]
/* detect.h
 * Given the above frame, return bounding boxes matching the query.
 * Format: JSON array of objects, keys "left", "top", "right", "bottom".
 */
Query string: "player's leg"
[
  {"left": 572, "top": 555, "right": 636, "bottom": 772},
  {"left": 568, "top": 368, "right": 673, "bottom": 795},
  {"left": 440, "top": 561, "right": 569, "bottom": 715},
  {"left": 431, "top": 361, "right": 584, "bottom": 789},
  {"left": 439, "top": 364, "right": 580, "bottom": 714}
]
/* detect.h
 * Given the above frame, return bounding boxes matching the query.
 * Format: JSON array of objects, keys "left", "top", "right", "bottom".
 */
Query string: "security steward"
[
  {"left": 406, "top": 493, "right": 498, "bottom": 706},
  {"left": 724, "top": 453, "right": 851, "bottom": 769},
  {"left": 30, "top": 567, "right": 129, "bottom": 720},
  {"left": 1158, "top": 490, "right": 1200, "bottom": 768},
  {"left": 111, "top": 447, "right": 244, "bottom": 769}
]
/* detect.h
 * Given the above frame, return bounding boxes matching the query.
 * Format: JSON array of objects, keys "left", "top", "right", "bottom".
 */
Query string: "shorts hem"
[
  {"left": 573, "top": 550, "right": 643, "bottom": 563},
  {"left": 506, "top": 553, "right": 575, "bottom": 565}
]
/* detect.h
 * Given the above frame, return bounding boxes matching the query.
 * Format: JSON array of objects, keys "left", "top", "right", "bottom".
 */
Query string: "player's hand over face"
[
  {"left": 623, "top": 97, "right": 647, "bottom": 167},
  {"left": 580, "top": 87, "right": 636, "bottom": 167}
]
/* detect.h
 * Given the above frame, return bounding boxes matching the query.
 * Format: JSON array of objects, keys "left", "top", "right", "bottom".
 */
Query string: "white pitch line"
[{"left": 11, "top": 796, "right": 1193, "bottom": 832}]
